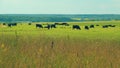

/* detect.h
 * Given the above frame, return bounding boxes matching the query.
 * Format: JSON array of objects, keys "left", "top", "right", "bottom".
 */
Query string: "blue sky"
[{"left": 0, "top": 0, "right": 120, "bottom": 14}]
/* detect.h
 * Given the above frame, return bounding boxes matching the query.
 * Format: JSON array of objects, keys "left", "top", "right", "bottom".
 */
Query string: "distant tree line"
[{"left": 0, "top": 14, "right": 120, "bottom": 23}]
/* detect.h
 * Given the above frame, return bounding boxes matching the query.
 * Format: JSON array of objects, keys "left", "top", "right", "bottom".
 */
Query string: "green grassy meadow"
[{"left": 0, "top": 21, "right": 120, "bottom": 68}]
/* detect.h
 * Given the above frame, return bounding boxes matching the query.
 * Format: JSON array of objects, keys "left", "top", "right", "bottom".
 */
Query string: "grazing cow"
[
  {"left": 108, "top": 25, "right": 116, "bottom": 27},
  {"left": 44, "top": 24, "right": 56, "bottom": 29},
  {"left": 12, "top": 23, "right": 17, "bottom": 26},
  {"left": 96, "top": 24, "right": 99, "bottom": 26},
  {"left": 54, "top": 23, "right": 59, "bottom": 25},
  {"left": 51, "top": 24, "right": 56, "bottom": 28},
  {"left": 90, "top": 25, "right": 94, "bottom": 28},
  {"left": 108, "top": 24, "right": 112, "bottom": 27},
  {"left": 102, "top": 25, "right": 108, "bottom": 28},
  {"left": 45, "top": 24, "right": 51, "bottom": 29},
  {"left": 8, "top": 24, "right": 12, "bottom": 27},
  {"left": 55, "top": 22, "right": 69, "bottom": 26},
  {"left": 3, "top": 23, "right": 6, "bottom": 25},
  {"left": 72, "top": 25, "right": 81, "bottom": 30},
  {"left": 110, "top": 25, "right": 116, "bottom": 27},
  {"left": 28, "top": 23, "right": 32, "bottom": 25},
  {"left": 61, "top": 23, "right": 69, "bottom": 26},
  {"left": 85, "top": 26, "right": 89, "bottom": 30},
  {"left": 36, "top": 24, "right": 43, "bottom": 28}
]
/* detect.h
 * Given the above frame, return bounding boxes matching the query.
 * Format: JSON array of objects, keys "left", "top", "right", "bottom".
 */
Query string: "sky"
[{"left": 0, "top": 0, "right": 120, "bottom": 14}]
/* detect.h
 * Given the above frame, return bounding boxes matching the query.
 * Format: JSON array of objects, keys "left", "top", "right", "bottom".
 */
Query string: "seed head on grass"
[
  {"left": 38, "top": 48, "right": 42, "bottom": 55},
  {"left": 1, "top": 44, "right": 8, "bottom": 52},
  {"left": 3, "top": 48, "right": 7, "bottom": 52},
  {"left": 1, "top": 43, "right": 5, "bottom": 48},
  {"left": 39, "top": 48, "right": 42, "bottom": 52}
]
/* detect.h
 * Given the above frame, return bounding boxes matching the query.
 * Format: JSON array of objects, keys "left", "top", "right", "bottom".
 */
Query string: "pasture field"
[{"left": 0, "top": 21, "right": 120, "bottom": 68}]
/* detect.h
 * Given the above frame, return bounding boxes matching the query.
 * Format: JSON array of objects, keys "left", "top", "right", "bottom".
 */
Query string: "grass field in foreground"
[{"left": 0, "top": 21, "right": 120, "bottom": 68}]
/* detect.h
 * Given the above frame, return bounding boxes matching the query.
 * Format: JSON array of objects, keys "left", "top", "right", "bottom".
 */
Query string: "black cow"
[
  {"left": 90, "top": 25, "right": 94, "bottom": 28},
  {"left": 108, "top": 25, "right": 112, "bottom": 27},
  {"left": 8, "top": 24, "right": 12, "bottom": 27},
  {"left": 3, "top": 23, "right": 6, "bottom": 25},
  {"left": 110, "top": 25, "right": 116, "bottom": 27},
  {"left": 85, "top": 26, "right": 89, "bottom": 30},
  {"left": 12, "top": 23, "right": 17, "bottom": 26},
  {"left": 51, "top": 24, "right": 56, "bottom": 28},
  {"left": 28, "top": 23, "right": 32, "bottom": 25},
  {"left": 102, "top": 25, "right": 108, "bottom": 28},
  {"left": 73, "top": 25, "right": 81, "bottom": 30},
  {"left": 54, "top": 23, "right": 59, "bottom": 25},
  {"left": 108, "top": 25, "right": 116, "bottom": 27},
  {"left": 44, "top": 24, "right": 51, "bottom": 29},
  {"left": 55, "top": 22, "right": 69, "bottom": 26},
  {"left": 61, "top": 23, "right": 69, "bottom": 26},
  {"left": 96, "top": 24, "right": 99, "bottom": 26},
  {"left": 36, "top": 24, "right": 43, "bottom": 28},
  {"left": 44, "top": 24, "right": 56, "bottom": 29}
]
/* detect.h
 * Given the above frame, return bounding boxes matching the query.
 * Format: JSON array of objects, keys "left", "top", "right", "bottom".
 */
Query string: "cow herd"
[
  {"left": 1, "top": 22, "right": 116, "bottom": 30},
  {"left": 72, "top": 24, "right": 116, "bottom": 30},
  {"left": 72, "top": 25, "right": 93, "bottom": 30},
  {"left": 35, "top": 23, "right": 116, "bottom": 30},
  {"left": 35, "top": 22, "right": 68, "bottom": 29},
  {"left": 36, "top": 24, "right": 56, "bottom": 29},
  {"left": 8, "top": 23, "right": 17, "bottom": 27}
]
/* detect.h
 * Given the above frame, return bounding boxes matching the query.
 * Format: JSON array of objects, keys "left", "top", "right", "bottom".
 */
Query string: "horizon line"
[{"left": 0, "top": 13, "right": 120, "bottom": 15}]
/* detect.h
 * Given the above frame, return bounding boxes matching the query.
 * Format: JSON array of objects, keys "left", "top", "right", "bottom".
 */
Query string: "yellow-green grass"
[{"left": 0, "top": 21, "right": 120, "bottom": 68}]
